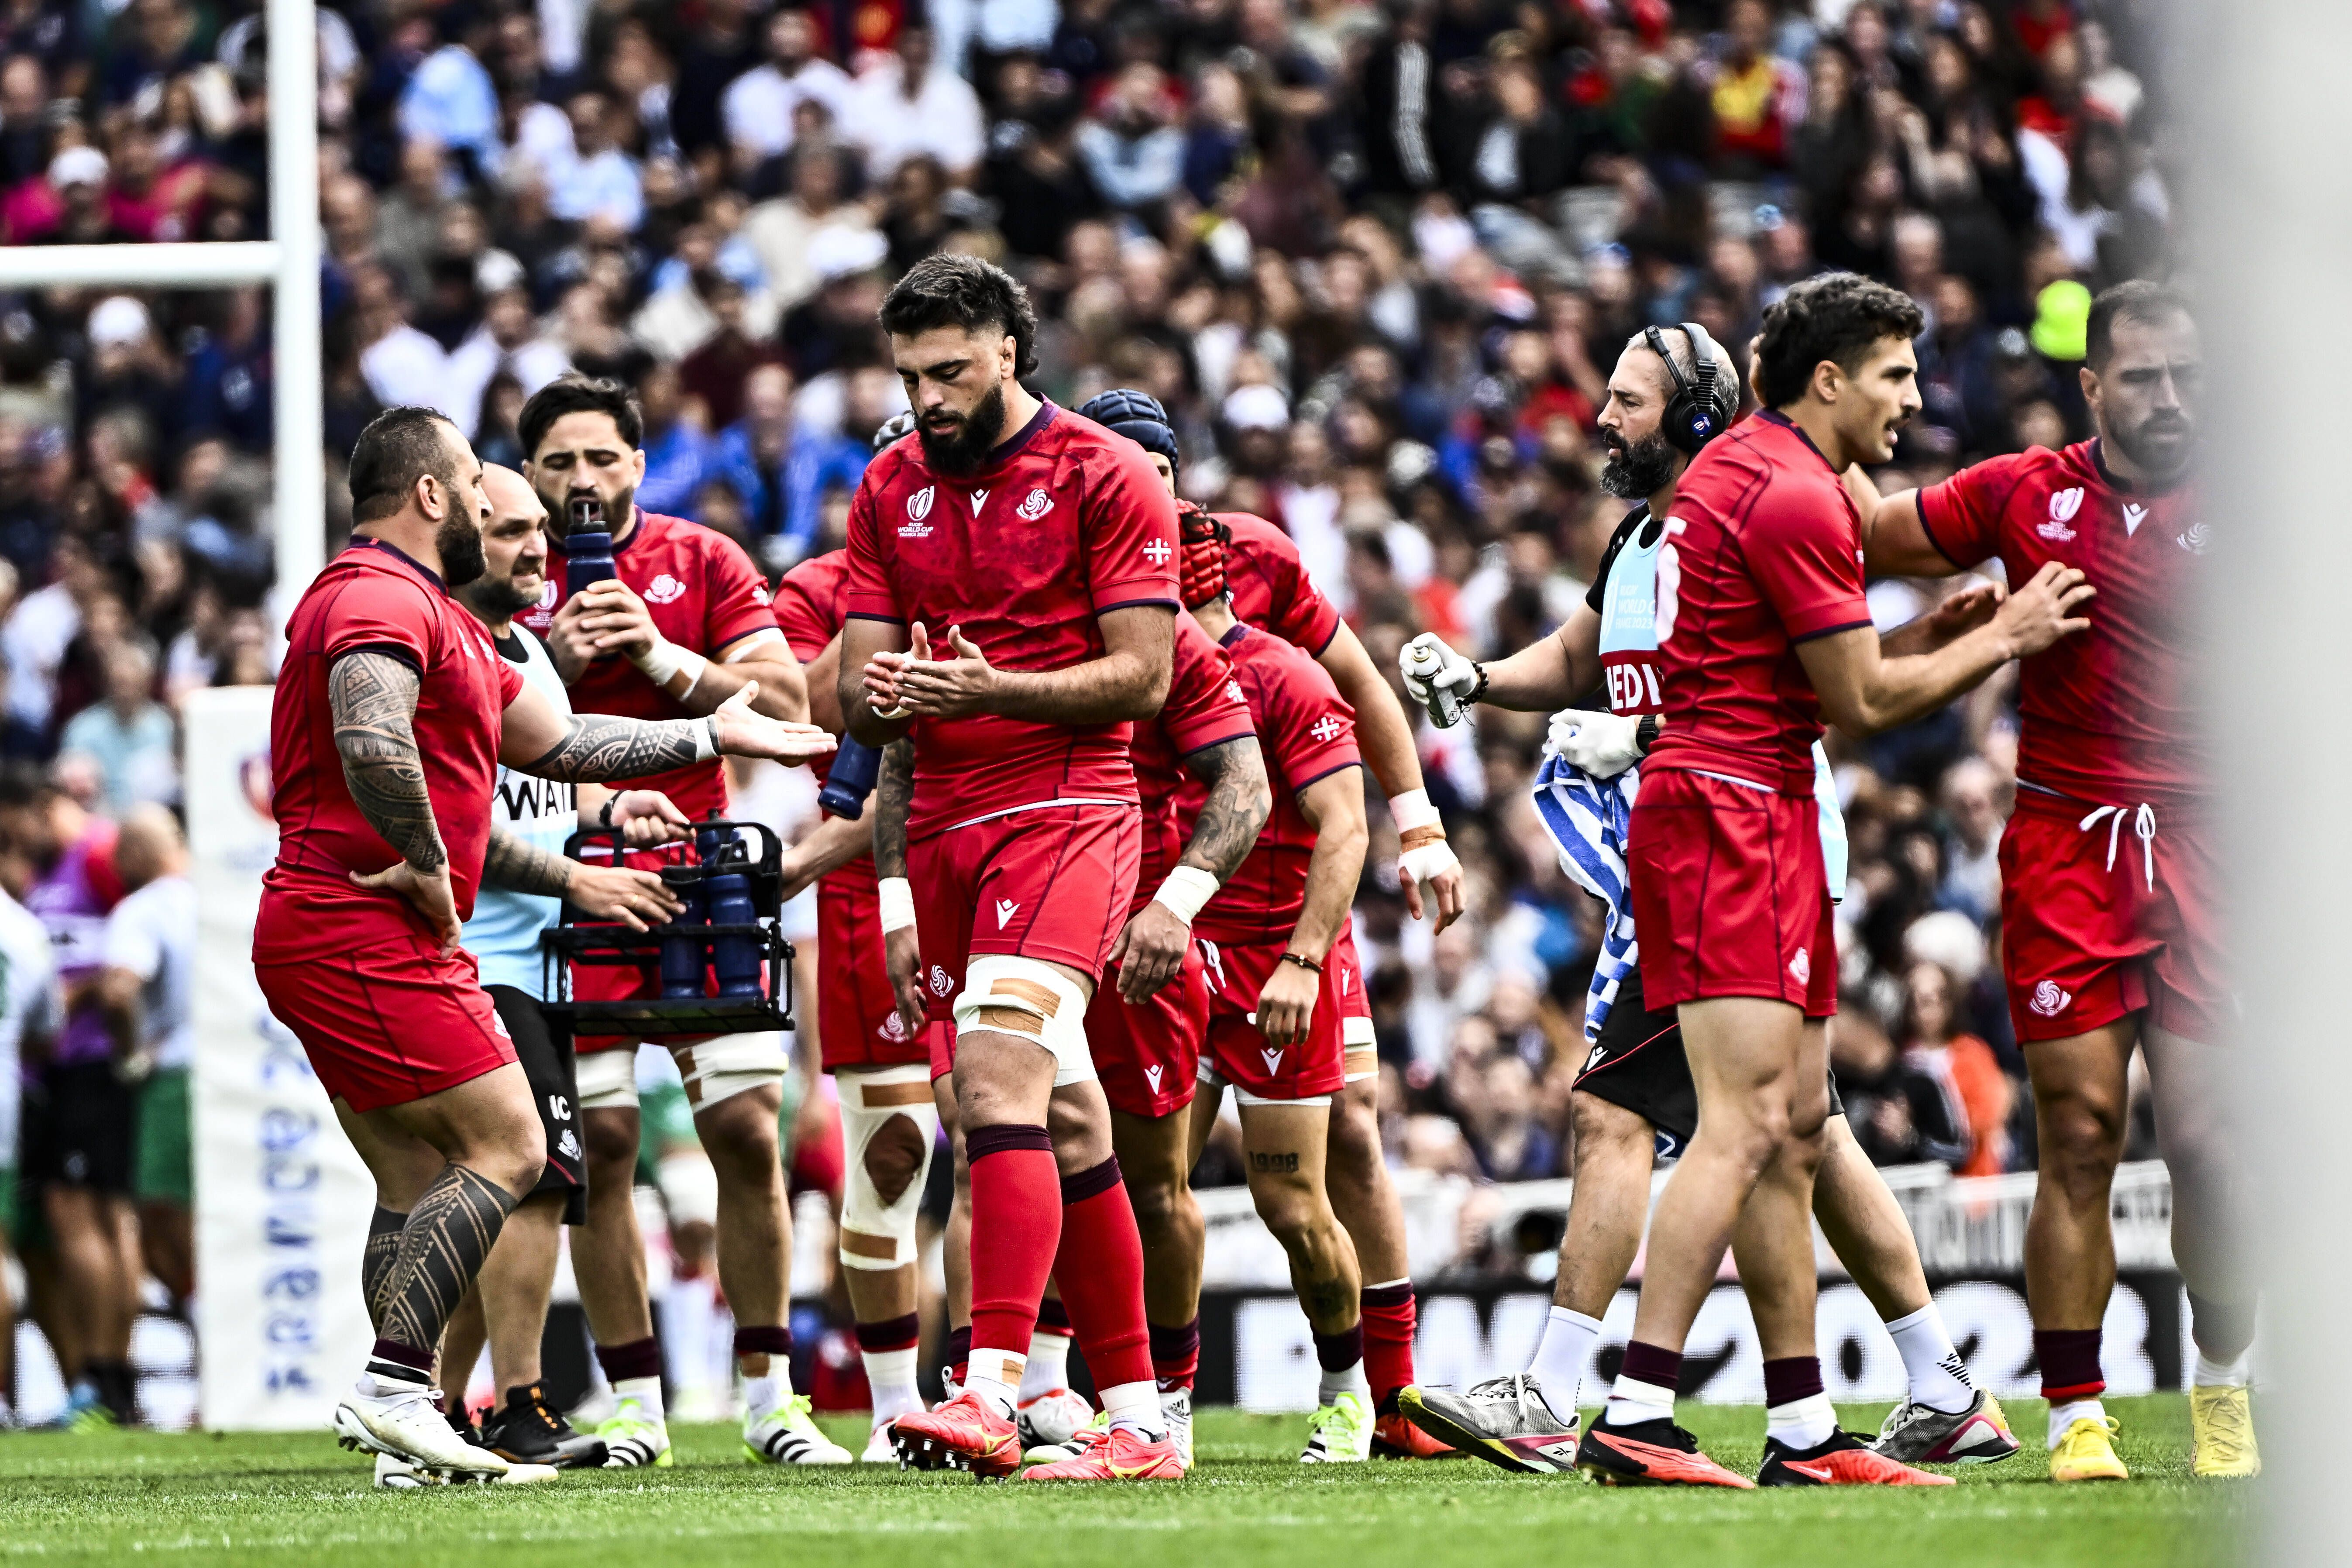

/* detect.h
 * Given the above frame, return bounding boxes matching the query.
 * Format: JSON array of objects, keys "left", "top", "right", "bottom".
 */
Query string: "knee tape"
[
  {"left": 575, "top": 1048, "right": 641, "bottom": 1111},
  {"left": 673, "top": 1031, "right": 786, "bottom": 1110},
  {"left": 657, "top": 1149, "right": 720, "bottom": 1230},
  {"left": 952, "top": 956, "right": 1094, "bottom": 1087},
  {"left": 836, "top": 1064, "right": 939, "bottom": 1270}
]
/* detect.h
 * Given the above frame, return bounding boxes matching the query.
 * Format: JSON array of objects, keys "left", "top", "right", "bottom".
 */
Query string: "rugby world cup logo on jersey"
[
  {"left": 644, "top": 573, "right": 687, "bottom": 605},
  {"left": 901, "top": 485, "right": 936, "bottom": 537},
  {"left": 2029, "top": 979, "right": 2073, "bottom": 1018},
  {"left": 1017, "top": 487, "right": 1054, "bottom": 521},
  {"left": 2040, "top": 487, "right": 2082, "bottom": 543}
]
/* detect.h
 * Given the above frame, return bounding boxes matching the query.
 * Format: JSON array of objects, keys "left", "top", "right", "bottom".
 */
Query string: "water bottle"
[
  {"left": 817, "top": 736, "right": 883, "bottom": 820},
  {"left": 658, "top": 866, "right": 709, "bottom": 998},
  {"left": 564, "top": 496, "right": 615, "bottom": 602},
  {"left": 704, "top": 842, "right": 763, "bottom": 998},
  {"left": 1403, "top": 640, "right": 1463, "bottom": 729}
]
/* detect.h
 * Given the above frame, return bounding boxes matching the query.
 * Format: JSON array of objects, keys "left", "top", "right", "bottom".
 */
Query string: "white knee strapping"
[
  {"left": 1342, "top": 1015, "right": 1376, "bottom": 1049},
  {"left": 673, "top": 1031, "right": 787, "bottom": 1110},
  {"left": 657, "top": 1149, "right": 721, "bottom": 1229},
  {"left": 575, "top": 1048, "right": 641, "bottom": 1110},
  {"left": 836, "top": 1063, "right": 939, "bottom": 1271},
  {"left": 952, "top": 956, "right": 1095, "bottom": 1087}
]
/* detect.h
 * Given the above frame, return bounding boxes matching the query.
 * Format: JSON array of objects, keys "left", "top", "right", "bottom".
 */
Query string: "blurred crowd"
[{"left": 0, "top": 0, "right": 2175, "bottom": 1215}]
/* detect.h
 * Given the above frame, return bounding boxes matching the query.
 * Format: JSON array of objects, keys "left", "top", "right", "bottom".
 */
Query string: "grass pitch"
[{"left": 0, "top": 1394, "right": 2239, "bottom": 1567}]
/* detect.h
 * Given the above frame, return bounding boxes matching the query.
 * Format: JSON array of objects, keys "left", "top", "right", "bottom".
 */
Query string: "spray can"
[{"left": 1403, "top": 641, "right": 1463, "bottom": 729}]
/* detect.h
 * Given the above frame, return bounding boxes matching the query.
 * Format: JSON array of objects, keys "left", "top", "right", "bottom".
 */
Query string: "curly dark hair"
[
  {"left": 879, "top": 253, "right": 1040, "bottom": 378},
  {"left": 516, "top": 375, "right": 645, "bottom": 462},
  {"left": 1755, "top": 272, "right": 1925, "bottom": 408}
]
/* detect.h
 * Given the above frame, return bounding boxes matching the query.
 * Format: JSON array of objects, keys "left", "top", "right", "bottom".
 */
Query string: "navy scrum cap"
[{"left": 1077, "top": 388, "right": 1180, "bottom": 476}]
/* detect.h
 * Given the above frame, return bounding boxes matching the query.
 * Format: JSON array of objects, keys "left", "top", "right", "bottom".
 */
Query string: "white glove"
[
  {"left": 1400, "top": 633, "right": 1478, "bottom": 724},
  {"left": 1547, "top": 708, "right": 1643, "bottom": 779}
]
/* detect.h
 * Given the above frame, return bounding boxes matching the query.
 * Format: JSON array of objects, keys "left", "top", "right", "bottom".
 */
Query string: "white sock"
[
  {"left": 966, "top": 1347, "right": 1024, "bottom": 1419},
  {"left": 1602, "top": 1373, "right": 1675, "bottom": 1430},
  {"left": 1766, "top": 1391, "right": 1837, "bottom": 1451},
  {"left": 1100, "top": 1378, "right": 1166, "bottom": 1441},
  {"left": 1021, "top": 1327, "right": 1073, "bottom": 1399},
  {"left": 2048, "top": 1396, "right": 2107, "bottom": 1449},
  {"left": 1527, "top": 1307, "right": 1601, "bottom": 1413},
  {"left": 1317, "top": 1357, "right": 1371, "bottom": 1410},
  {"left": 2193, "top": 1349, "right": 2251, "bottom": 1389},
  {"left": 743, "top": 1369, "right": 793, "bottom": 1419},
  {"left": 1884, "top": 1303, "right": 1976, "bottom": 1415},
  {"left": 863, "top": 1346, "right": 922, "bottom": 1423},
  {"left": 613, "top": 1374, "right": 666, "bottom": 1420}
]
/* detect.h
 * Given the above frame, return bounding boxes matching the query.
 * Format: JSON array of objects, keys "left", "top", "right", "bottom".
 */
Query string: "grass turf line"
[{"left": 0, "top": 1394, "right": 2238, "bottom": 1568}]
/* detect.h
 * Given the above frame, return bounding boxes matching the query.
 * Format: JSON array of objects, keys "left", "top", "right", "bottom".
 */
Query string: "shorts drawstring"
[{"left": 2078, "top": 803, "right": 2157, "bottom": 891}]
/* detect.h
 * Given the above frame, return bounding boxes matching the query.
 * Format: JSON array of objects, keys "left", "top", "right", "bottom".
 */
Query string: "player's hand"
[
  {"left": 1399, "top": 848, "right": 1466, "bottom": 932},
  {"left": 861, "top": 621, "right": 928, "bottom": 719},
  {"left": 890, "top": 624, "right": 999, "bottom": 718},
  {"left": 1399, "top": 632, "right": 1478, "bottom": 722},
  {"left": 568, "top": 578, "right": 658, "bottom": 662},
  {"left": 885, "top": 925, "right": 928, "bottom": 1036},
  {"left": 1992, "top": 560, "right": 2095, "bottom": 658},
  {"left": 1547, "top": 708, "right": 1643, "bottom": 778},
  {"left": 350, "top": 859, "right": 463, "bottom": 954},
  {"left": 1111, "top": 903, "right": 1190, "bottom": 1003},
  {"left": 610, "top": 790, "right": 692, "bottom": 848},
  {"left": 567, "top": 864, "right": 684, "bottom": 931},
  {"left": 1253, "top": 957, "right": 1321, "bottom": 1049},
  {"left": 708, "top": 683, "right": 839, "bottom": 766},
  {"left": 1921, "top": 580, "right": 2004, "bottom": 646}
]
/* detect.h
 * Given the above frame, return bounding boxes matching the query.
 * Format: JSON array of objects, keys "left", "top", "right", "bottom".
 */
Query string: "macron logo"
[
  {"left": 1260, "top": 1047, "right": 1284, "bottom": 1075},
  {"left": 969, "top": 488, "right": 990, "bottom": 517},
  {"left": 1144, "top": 1065, "right": 1163, "bottom": 1091},
  {"left": 995, "top": 898, "right": 1021, "bottom": 929},
  {"left": 2123, "top": 502, "right": 2148, "bottom": 536}
]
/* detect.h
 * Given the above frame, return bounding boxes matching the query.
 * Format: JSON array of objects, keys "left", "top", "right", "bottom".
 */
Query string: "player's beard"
[
  {"left": 461, "top": 568, "right": 543, "bottom": 621},
  {"left": 917, "top": 385, "right": 1008, "bottom": 476},
  {"left": 1600, "top": 428, "right": 1678, "bottom": 500},
  {"left": 547, "top": 483, "right": 637, "bottom": 540},
  {"left": 2109, "top": 409, "right": 2195, "bottom": 486},
  {"left": 436, "top": 511, "right": 489, "bottom": 587}
]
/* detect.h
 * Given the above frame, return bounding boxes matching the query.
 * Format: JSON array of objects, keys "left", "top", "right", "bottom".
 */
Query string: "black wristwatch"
[{"left": 1634, "top": 715, "right": 1662, "bottom": 756}]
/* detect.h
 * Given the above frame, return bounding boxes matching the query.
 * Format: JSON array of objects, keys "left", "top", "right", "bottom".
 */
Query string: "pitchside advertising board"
[{"left": 186, "top": 686, "right": 376, "bottom": 1430}]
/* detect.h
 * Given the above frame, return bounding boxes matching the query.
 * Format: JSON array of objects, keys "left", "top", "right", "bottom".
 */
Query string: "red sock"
[
  {"left": 966, "top": 1126, "right": 1060, "bottom": 1365},
  {"left": 1150, "top": 1319, "right": 1200, "bottom": 1393},
  {"left": 1051, "top": 1157, "right": 1154, "bottom": 1391},
  {"left": 1360, "top": 1279, "right": 1417, "bottom": 1410}
]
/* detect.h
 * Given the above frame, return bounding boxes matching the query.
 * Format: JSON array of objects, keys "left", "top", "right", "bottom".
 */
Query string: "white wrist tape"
[
  {"left": 877, "top": 877, "right": 918, "bottom": 934},
  {"left": 1400, "top": 839, "right": 1459, "bottom": 886},
  {"left": 691, "top": 717, "right": 719, "bottom": 762},
  {"left": 1151, "top": 865, "right": 1221, "bottom": 926},
  {"left": 636, "top": 637, "right": 710, "bottom": 693},
  {"left": 1389, "top": 788, "right": 1440, "bottom": 832}
]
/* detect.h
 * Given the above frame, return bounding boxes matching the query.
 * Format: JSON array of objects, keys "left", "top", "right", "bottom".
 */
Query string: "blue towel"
[{"left": 1530, "top": 752, "right": 1640, "bottom": 1045}]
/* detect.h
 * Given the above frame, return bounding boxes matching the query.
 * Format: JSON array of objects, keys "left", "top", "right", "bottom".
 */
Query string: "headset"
[{"left": 1644, "top": 320, "right": 1734, "bottom": 455}]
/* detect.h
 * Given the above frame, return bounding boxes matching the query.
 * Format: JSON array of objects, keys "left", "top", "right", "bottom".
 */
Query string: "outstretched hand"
[{"left": 708, "top": 683, "right": 838, "bottom": 766}]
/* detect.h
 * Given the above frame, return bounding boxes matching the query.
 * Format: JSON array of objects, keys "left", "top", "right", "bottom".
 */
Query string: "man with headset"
[{"left": 1393, "top": 323, "right": 2019, "bottom": 1475}]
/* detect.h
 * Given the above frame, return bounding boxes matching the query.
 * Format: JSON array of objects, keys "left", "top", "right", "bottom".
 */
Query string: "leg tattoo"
[
  {"left": 377, "top": 1167, "right": 518, "bottom": 1357},
  {"left": 363, "top": 1205, "right": 409, "bottom": 1331}
]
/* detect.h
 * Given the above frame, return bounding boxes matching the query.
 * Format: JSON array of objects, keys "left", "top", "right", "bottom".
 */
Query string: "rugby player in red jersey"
[
  {"left": 255, "top": 408, "right": 832, "bottom": 1480},
  {"left": 1856, "top": 283, "right": 2251, "bottom": 1481},
  {"left": 768, "top": 548, "right": 942, "bottom": 1461},
  {"left": 1577, "top": 274, "right": 2090, "bottom": 1488},
  {"left": 839, "top": 255, "right": 1182, "bottom": 1481},
  {"left": 512, "top": 375, "right": 842, "bottom": 1468},
  {"left": 1077, "top": 390, "right": 1452, "bottom": 1457}
]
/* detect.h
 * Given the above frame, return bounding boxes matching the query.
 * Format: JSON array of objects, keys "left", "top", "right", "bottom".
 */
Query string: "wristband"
[
  {"left": 1279, "top": 951, "right": 1323, "bottom": 973},
  {"left": 1150, "top": 865, "right": 1220, "bottom": 925},
  {"left": 877, "top": 877, "right": 918, "bottom": 935},
  {"left": 692, "top": 717, "right": 719, "bottom": 762},
  {"left": 1388, "top": 788, "right": 1440, "bottom": 833},
  {"left": 636, "top": 637, "right": 710, "bottom": 693}
]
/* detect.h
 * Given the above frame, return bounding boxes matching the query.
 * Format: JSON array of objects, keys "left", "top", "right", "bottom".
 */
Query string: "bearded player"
[
  {"left": 1393, "top": 325, "right": 2015, "bottom": 1472},
  {"left": 1855, "top": 282, "right": 2249, "bottom": 1481},
  {"left": 256, "top": 407, "right": 832, "bottom": 1481},
  {"left": 840, "top": 254, "right": 1180, "bottom": 1481},
  {"left": 512, "top": 375, "right": 846, "bottom": 1467},
  {"left": 1572, "top": 274, "right": 2090, "bottom": 1487},
  {"left": 1077, "top": 389, "right": 1454, "bottom": 1456}
]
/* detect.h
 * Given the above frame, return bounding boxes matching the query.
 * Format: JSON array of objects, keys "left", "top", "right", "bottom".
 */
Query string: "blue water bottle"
[
  {"left": 564, "top": 496, "right": 615, "bottom": 602},
  {"left": 704, "top": 842, "right": 763, "bottom": 998},
  {"left": 817, "top": 737, "right": 883, "bottom": 820},
  {"left": 658, "top": 866, "right": 709, "bottom": 998}
]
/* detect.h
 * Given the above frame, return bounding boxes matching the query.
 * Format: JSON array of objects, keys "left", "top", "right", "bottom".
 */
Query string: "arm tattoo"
[
  {"left": 481, "top": 827, "right": 575, "bottom": 898},
  {"left": 522, "top": 712, "right": 716, "bottom": 782},
  {"left": 1179, "top": 736, "right": 1271, "bottom": 883},
  {"left": 873, "top": 739, "right": 914, "bottom": 880},
  {"left": 329, "top": 651, "right": 446, "bottom": 871}
]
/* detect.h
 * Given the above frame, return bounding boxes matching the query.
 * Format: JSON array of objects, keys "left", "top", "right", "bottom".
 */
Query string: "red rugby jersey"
[
  {"left": 1130, "top": 614, "right": 1256, "bottom": 912},
  {"left": 257, "top": 540, "right": 523, "bottom": 960},
  {"left": 1918, "top": 440, "right": 2204, "bottom": 807},
  {"left": 1641, "top": 412, "right": 1872, "bottom": 794},
  {"left": 1217, "top": 508, "right": 1344, "bottom": 656},
  {"left": 1190, "top": 624, "right": 1361, "bottom": 946},
  {"left": 842, "top": 402, "right": 1182, "bottom": 839},
  {"left": 517, "top": 509, "right": 780, "bottom": 819}
]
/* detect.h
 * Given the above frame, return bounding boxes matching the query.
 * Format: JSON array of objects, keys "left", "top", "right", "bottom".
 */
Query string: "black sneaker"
[
  {"left": 480, "top": 1383, "right": 610, "bottom": 1468},
  {"left": 1573, "top": 1413, "right": 1756, "bottom": 1488}
]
